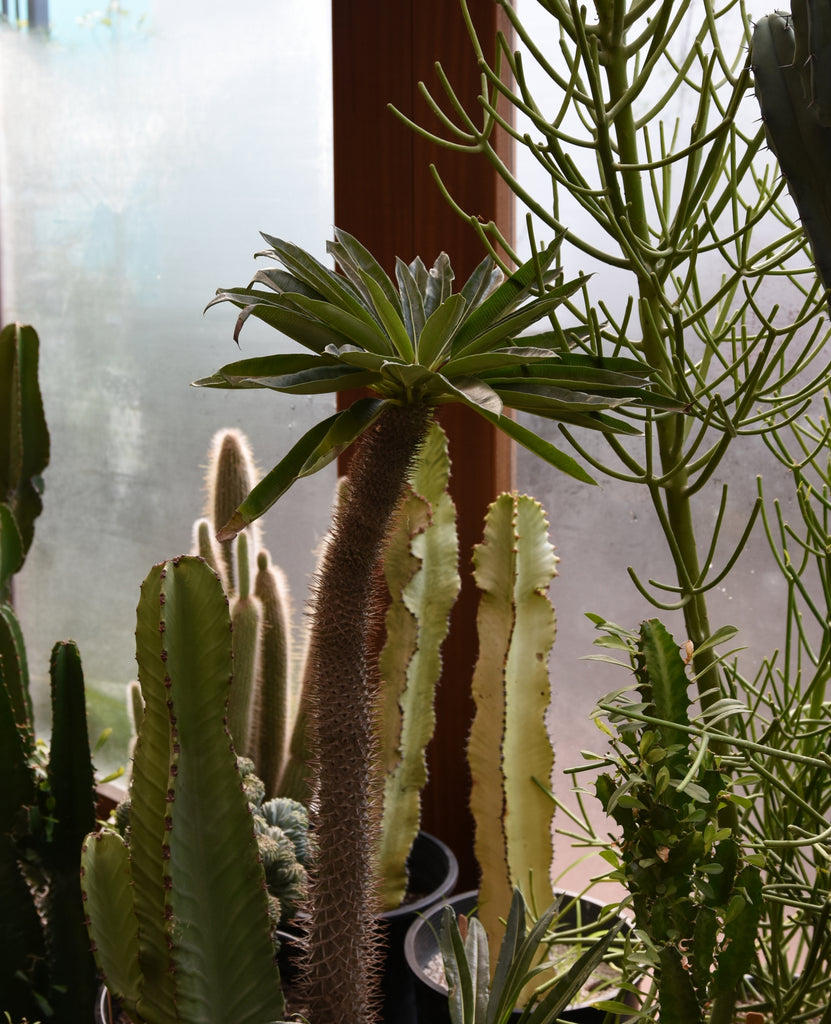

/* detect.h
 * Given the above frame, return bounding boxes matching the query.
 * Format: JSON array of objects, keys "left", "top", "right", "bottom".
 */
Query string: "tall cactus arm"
[
  {"left": 0, "top": 653, "right": 43, "bottom": 1010},
  {"left": 468, "top": 493, "right": 557, "bottom": 966},
  {"left": 0, "top": 503, "right": 24, "bottom": 598},
  {"left": 0, "top": 323, "right": 50, "bottom": 593},
  {"left": 250, "top": 553, "right": 295, "bottom": 799},
  {"left": 206, "top": 429, "right": 260, "bottom": 593},
  {"left": 752, "top": 12, "right": 831, "bottom": 306},
  {"left": 155, "top": 557, "right": 284, "bottom": 1024},
  {"left": 227, "top": 532, "right": 263, "bottom": 757},
  {"left": 377, "top": 421, "right": 460, "bottom": 910},
  {"left": 81, "top": 830, "right": 143, "bottom": 1019},
  {"left": 132, "top": 564, "right": 179, "bottom": 1021},
  {"left": 45, "top": 640, "right": 98, "bottom": 1017},
  {"left": 0, "top": 602, "right": 33, "bottom": 749}
]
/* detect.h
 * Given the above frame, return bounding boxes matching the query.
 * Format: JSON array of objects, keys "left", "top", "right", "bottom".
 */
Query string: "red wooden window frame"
[{"left": 332, "top": 0, "right": 514, "bottom": 887}]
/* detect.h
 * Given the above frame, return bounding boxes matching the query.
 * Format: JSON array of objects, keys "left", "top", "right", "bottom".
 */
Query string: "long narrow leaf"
[
  {"left": 452, "top": 282, "right": 587, "bottom": 360},
  {"left": 395, "top": 257, "right": 427, "bottom": 344},
  {"left": 417, "top": 294, "right": 469, "bottom": 368},
  {"left": 217, "top": 398, "right": 386, "bottom": 539},
  {"left": 472, "top": 410, "right": 597, "bottom": 485},
  {"left": 451, "top": 247, "right": 561, "bottom": 350},
  {"left": 330, "top": 227, "right": 403, "bottom": 316}
]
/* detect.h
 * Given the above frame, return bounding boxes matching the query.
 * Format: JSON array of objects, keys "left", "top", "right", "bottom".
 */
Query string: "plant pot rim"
[
  {"left": 381, "top": 831, "right": 459, "bottom": 922},
  {"left": 404, "top": 887, "right": 633, "bottom": 1011}
]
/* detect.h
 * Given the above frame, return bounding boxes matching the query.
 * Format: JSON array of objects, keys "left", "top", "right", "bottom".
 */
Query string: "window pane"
[{"left": 1, "top": 1, "right": 334, "bottom": 773}]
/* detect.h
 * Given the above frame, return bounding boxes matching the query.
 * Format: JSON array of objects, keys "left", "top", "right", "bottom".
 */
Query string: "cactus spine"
[
  {"left": 752, "top": 9, "right": 831, "bottom": 307},
  {"left": 81, "top": 556, "right": 284, "bottom": 1024},
  {"left": 376, "top": 421, "right": 460, "bottom": 910},
  {"left": 468, "top": 493, "right": 558, "bottom": 970}
]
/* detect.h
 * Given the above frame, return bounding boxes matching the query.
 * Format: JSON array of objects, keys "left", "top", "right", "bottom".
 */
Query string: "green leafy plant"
[
  {"left": 197, "top": 228, "right": 667, "bottom": 1024},
  {"left": 81, "top": 556, "right": 284, "bottom": 1024}
]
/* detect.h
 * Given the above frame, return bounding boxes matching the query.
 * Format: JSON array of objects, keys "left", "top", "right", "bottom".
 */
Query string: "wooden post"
[{"left": 332, "top": 0, "right": 514, "bottom": 886}]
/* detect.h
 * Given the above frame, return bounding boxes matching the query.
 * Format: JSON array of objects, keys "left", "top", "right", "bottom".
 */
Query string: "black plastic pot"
[
  {"left": 404, "top": 889, "right": 637, "bottom": 1024},
  {"left": 378, "top": 831, "right": 460, "bottom": 1024}
]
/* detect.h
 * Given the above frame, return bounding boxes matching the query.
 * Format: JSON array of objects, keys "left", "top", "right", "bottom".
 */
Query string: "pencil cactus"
[
  {"left": 81, "top": 556, "right": 284, "bottom": 1024},
  {"left": 467, "top": 492, "right": 558, "bottom": 970}
]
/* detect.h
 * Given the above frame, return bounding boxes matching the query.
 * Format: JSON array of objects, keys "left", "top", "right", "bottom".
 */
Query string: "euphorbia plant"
[{"left": 197, "top": 228, "right": 671, "bottom": 1024}]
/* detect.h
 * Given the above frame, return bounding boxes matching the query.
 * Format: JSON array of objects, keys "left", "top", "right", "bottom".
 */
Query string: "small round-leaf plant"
[{"left": 196, "top": 227, "right": 672, "bottom": 1024}]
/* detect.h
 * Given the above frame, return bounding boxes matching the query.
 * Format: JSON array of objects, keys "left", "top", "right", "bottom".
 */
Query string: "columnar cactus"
[
  {"left": 193, "top": 428, "right": 305, "bottom": 798},
  {"left": 0, "top": 322, "right": 49, "bottom": 602},
  {"left": 752, "top": 6, "right": 831, "bottom": 306},
  {"left": 0, "top": 320, "right": 98, "bottom": 1023},
  {"left": 376, "top": 420, "right": 460, "bottom": 910},
  {"left": 81, "top": 556, "right": 284, "bottom": 1024},
  {"left": 467, "top": 492, "right": 558, "bottom": 970}
]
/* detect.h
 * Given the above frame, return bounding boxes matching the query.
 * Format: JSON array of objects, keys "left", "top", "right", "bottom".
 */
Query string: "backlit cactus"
[
  {"left": 81, "top": 556, "right": 284, "bottom": 1024},
  {"left": 193, "top": 428, "right": 305, "bottom": 798},
  {"left": 467, "top": 492, "right": 558, "bottom": 970},
  {"left": 752, "top": 8, "right": 831, "bottom": 306}
]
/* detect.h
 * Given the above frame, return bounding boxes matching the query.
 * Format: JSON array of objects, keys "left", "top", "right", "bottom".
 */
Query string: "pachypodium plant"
[
  {"left": 589, "top": 618, "right": 763, "bottom": 1024},
  {"left": 197, "top": 228, "right": 669, "bottom": 1024},
  {"left": 467, "top": 492, "right": 558, "bottom": 969},
  {"left": 81, "top": 556, "right": 284, "bottom": 1024}
]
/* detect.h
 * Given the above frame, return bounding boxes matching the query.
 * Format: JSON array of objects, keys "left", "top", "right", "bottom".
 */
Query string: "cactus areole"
[{"left": 198, "top": 228, "right": 664, "bottom": 1024}]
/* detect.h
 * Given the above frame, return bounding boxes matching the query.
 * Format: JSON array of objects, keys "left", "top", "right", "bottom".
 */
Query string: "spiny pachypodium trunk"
[{"left": 301, "top": 401, "right": 432, "bottom": 1024}]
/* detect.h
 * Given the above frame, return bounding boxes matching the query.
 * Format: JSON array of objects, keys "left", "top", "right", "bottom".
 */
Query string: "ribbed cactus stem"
[
  {"left": 207, "top": 428, "right": 259, "bottom": 592},
  {"left": 44, "top": 640, "right": 98, "bottom": 1020},
  {"left": 228, "top": 532, "right": 262, "bottom": 757},
  {"left": 0, "top": 323, "right": 50, "bottom": 600},
  {"left": 193, "top": 517, "right": 221, "bottom": 575},
  {"left": 301, "top": 401, "right": 433, "bottom": 1024},
  {"left": 249, "top": 551, "right": 293, "bottom": 798},
  {"left": 377, "top": 421, "right": 459, "bottom": 910},
  {"left": 468, "top": 493, "right": 558, "bottom": 970}
]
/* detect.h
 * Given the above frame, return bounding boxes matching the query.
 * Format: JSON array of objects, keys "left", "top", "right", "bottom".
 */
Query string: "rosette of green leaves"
[{"left": 196, "top": 229, "right": 670, "bottom": 539}]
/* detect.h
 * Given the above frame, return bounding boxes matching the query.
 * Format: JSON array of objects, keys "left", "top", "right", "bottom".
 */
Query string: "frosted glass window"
[{"left": 1, "top": 1, "right": 334, "bottom": 773}]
